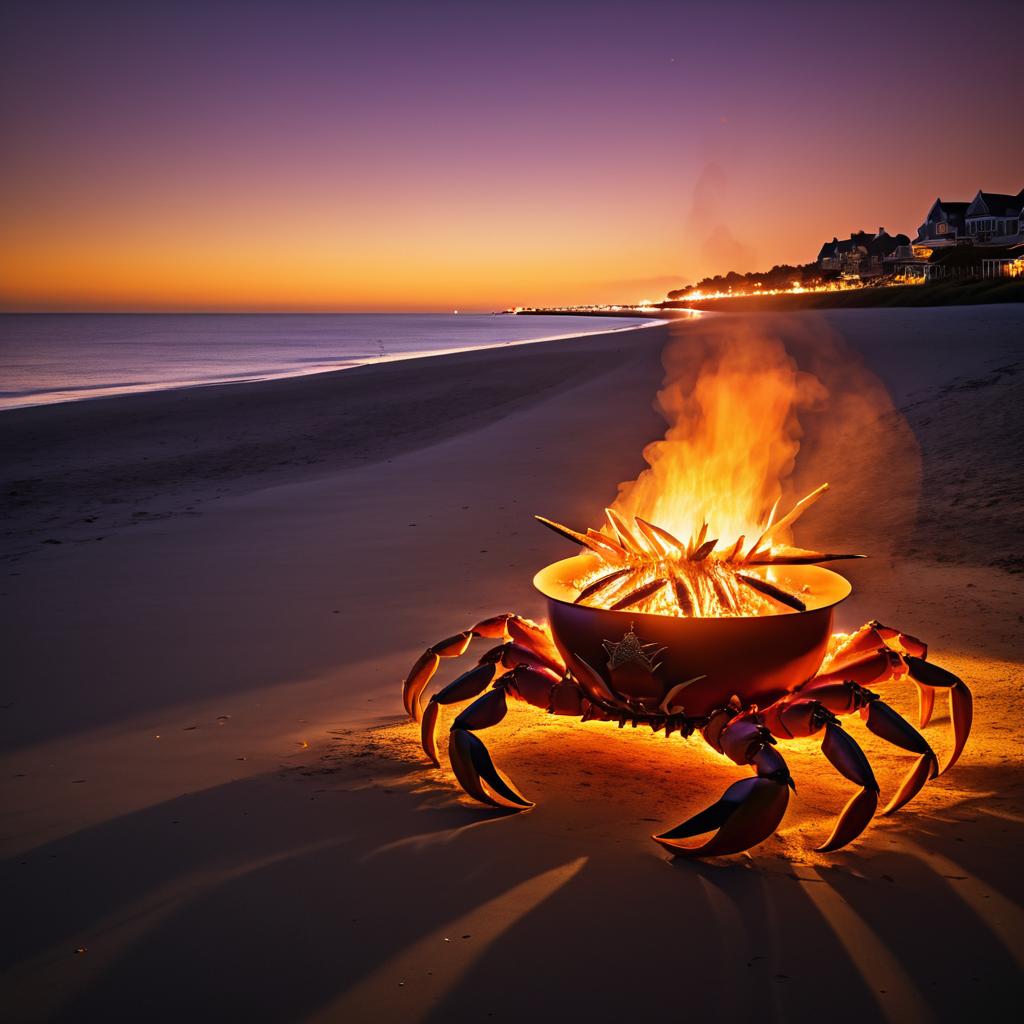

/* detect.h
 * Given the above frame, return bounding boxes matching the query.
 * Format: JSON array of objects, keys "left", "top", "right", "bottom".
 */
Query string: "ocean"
[{"left": 0, "top": 313, "right": 656, "bottom": 411}]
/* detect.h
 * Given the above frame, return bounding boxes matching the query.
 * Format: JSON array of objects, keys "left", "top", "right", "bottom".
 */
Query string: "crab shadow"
[{"left": 4, "top": 731, "right": 1019, "bottom": 1024}]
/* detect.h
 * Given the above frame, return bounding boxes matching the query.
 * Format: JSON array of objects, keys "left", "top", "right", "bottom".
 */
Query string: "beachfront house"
[
  {"left": 895, "top": 187, "right": 1024, "bottom": 280},
  {"left": 915, "top": 198, "right": 970, "bottom": 245},
  {"left": 817, "top": 228, "right": 909, "bottom": 279},
  {"left": 963, "top": 189, "right": 1024, "bottom": 244}
]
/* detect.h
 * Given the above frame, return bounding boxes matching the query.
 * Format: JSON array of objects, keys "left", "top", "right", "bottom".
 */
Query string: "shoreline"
[
  {"left": 0, "top": 314, "right": 663, "bottom": 414},
  {"left": 0, "top": 321, "right": 670, "bottom": 563}
]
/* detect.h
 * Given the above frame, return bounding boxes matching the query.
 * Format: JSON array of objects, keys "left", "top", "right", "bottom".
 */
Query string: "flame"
[
  {"left": 535, "top": 323, "right": 864, "bottom": 618},
  {"left": 611, "top": 324, "right": 827, "bottom": 548}
]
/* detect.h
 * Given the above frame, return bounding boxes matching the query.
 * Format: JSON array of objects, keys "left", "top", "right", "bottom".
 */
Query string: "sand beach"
[{"left": 1, "top": 307, "right": 1022, "bottom": 1022}]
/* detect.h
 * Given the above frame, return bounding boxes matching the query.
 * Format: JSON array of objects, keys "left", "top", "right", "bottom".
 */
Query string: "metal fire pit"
[{"left": 534, "top": 552, "right": 852, "bottom": 716}]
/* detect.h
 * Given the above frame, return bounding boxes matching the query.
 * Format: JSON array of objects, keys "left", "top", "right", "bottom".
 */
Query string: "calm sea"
[{"left": 0, "top": 313, "right": 657, "bottom": 411}]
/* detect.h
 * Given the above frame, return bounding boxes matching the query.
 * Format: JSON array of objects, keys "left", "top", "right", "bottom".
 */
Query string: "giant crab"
[{"left": 400, "top": 511, "right": 973, "bottom": 857}]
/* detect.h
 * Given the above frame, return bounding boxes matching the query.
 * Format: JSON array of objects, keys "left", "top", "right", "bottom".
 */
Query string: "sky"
[{"left": 1, "top": 0, "right": 1021, "bottom": 312}]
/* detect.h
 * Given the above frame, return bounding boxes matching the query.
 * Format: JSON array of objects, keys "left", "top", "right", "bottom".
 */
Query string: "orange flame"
[{"left": 611, "top": 322, "right": 828, "bottom": 551}]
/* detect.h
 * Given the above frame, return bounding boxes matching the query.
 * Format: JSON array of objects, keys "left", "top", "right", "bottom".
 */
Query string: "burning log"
[
  {"left": 689, "top": 539, "right": 718, "bottom": 562},
  {"left": 735, "top": 573, "right": 807, "bottom": 612},
  {"left": 745, "top": 545, "right": 865, "bottom": 566},
  {"left": 671, "top": 577, "right": 696, "bottom": 615},
  {"left": 574, "top": 567, "right": 635, "bottom": 605},
  {"left": 605, "top": 508, "right": 650, "bottom": 556},
  {"left": 585, "top": 528, "right": 628, "bottom": 561},
  {"left": 709, "top": 572, "right": 740, "bottom": 613},
  {"left": 534, "top": 515, "right": 607, "bottom": 553},
  {"left": 635, "top": 517, "right": 686, "bottom": 556},
  {"left": 746, "top": 483, "right": 830, "bottom": 558},
  {"left": 609, "top": 578, "right": 669, "bottom": 611},
  {"left": 537, "top": 482, "right": 864, "bottom": 619},
  {"left": 688, "top": 522, "right": 708, "bottom": 558}
]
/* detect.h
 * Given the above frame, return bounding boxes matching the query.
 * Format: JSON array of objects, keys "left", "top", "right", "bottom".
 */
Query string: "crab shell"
[{"left": 533, "top": 553, "right": 852, "bottom": 717}]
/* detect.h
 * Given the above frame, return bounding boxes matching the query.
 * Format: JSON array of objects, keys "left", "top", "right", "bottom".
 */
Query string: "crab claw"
[
  {"left": 448, "top": 729, "right": 532, "bottom": 810},
  {"left": 817, "top": 721, "right": 880, "bottom": 852},
  {"left": 817, "top": 787, "right": 879, "bottom": 854},
  {"left": 656, "top": 747, "right": 791, "bottom": 858},
  {"left": 654, "top": 776, "right": 790, "bottom": 858},
  {"left": 903, "top": 656, "right": 973, "bottom": 773},
  {"left": 943, "top": 681, "right": 974, "bottom": 774},
  {"left": 860, "top": 699, "right": 938, "bottom": 815},
  {"left": 403, "top": 652, "right": 440, "bottom": 720}
]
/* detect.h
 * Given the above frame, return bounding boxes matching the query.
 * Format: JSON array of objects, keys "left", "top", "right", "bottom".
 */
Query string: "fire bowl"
[{"left": 534, "top": 553, "right": 852, "bottom": 717}]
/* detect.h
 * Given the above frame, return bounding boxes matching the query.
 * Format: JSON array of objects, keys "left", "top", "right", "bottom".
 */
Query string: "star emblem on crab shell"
[{"left": 602, "top": 626, "right": 666, "bottom": 673}]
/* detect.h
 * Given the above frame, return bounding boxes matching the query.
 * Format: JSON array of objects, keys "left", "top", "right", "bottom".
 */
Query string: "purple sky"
[{"left": 2, "top": 0, "right": 1021, "bottom": 309}]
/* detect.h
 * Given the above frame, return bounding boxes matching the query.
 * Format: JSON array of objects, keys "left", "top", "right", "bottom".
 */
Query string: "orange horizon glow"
[{"left": 2, "top": 4, "right": 1021, "bottom": 313}]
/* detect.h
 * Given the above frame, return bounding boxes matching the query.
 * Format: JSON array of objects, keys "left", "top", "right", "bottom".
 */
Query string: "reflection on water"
[{"left": 0, "top": 313, "right": 658, "bottom": 410}]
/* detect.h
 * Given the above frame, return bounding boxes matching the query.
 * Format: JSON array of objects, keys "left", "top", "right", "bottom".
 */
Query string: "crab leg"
[
  {"left": 814, "top": 625, "right": 973, "bottom": 775},
  {"left": 869, "top": 620, "right": 928, "bottom": 659},
  {"left": 902, "top": 656, "right": 973, "bottom": 773},
  {"left": 916, "top": 684, "right": 936, "bottom": 730},
  {"left": 448, "top": 667, "right": 588, "bottom": 811},
  {"left": 569, "top": 655, "right": 630, "bottom": 710},
  {"left": 506, "top": 616, "right": 565, "bottom": 672},
  {"left": 861, "top": 700, "right": 938, "bottom": 814},
  {"left": 478, "top": 641, "right": 564, "bottom": 677},
  {"left": 758, "top": 696, "right": 881, "bottom": 851},
  {"left": 402, "top": 614, "right": 563, "bottom": 722},
  {"left": 402, "top": 631, "right": 474, "bottom": 720},
  {"left": 797, "top": 679, "right": 938, "bottom": 815},
  {"left": 867, "top": 621, "right": 969, "bottom": 770},
  {"left": 420, "top": 663, "right": 501, "bottom": 765},
  {"left": 448, "top": 689, "right": 533, "bottom": 809},
  {"left": 816, "top": 719, "right": 880, "bottom": 852},
  {"left": 654, "top": 719, "right": 792, "bottom": 858}
]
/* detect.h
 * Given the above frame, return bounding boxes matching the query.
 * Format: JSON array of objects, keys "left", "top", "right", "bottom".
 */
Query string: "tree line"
[{"left": 666, "top": 263, "right": 823, "bottom": 299}]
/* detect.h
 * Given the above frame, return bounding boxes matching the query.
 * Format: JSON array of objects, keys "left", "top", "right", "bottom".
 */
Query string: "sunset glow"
[{"left": 1, "top": 1, "right": 1021, "bottom": 311}]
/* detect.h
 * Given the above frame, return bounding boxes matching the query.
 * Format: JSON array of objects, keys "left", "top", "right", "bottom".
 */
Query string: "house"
[
  {"left": 913, "top": 188, "right": 1024, "bottom": 247},
  {"left": 817, "top": 228, "right": 910, "bottom": 278},
  {"left": 896, "top": 187, "right": 1024, "bottom": 280},
  {"left": 963, "top": 188, "right": 1024, "bottom": 244},
  {"left": 914, "top": 198, "right": 970, "bottom": 245}
]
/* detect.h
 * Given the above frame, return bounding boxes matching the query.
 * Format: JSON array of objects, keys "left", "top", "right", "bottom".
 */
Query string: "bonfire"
[
  {"left": 400, "top": 333, "right": 973, "bottom": 857},
  {"left": 536, "top": 481, "right": 860, "bottom": 618}
]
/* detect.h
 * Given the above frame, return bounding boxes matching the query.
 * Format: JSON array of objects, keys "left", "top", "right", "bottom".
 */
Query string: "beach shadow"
[
  {"left": 4, "top": 725, "right": 1020, "bottom": 1023},
  {"left": 1, "top": 753, "right": 574, "bottom": 1022},
  {"left": 414, "top": 790, "right": 1022, "bottom": 1024}
]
